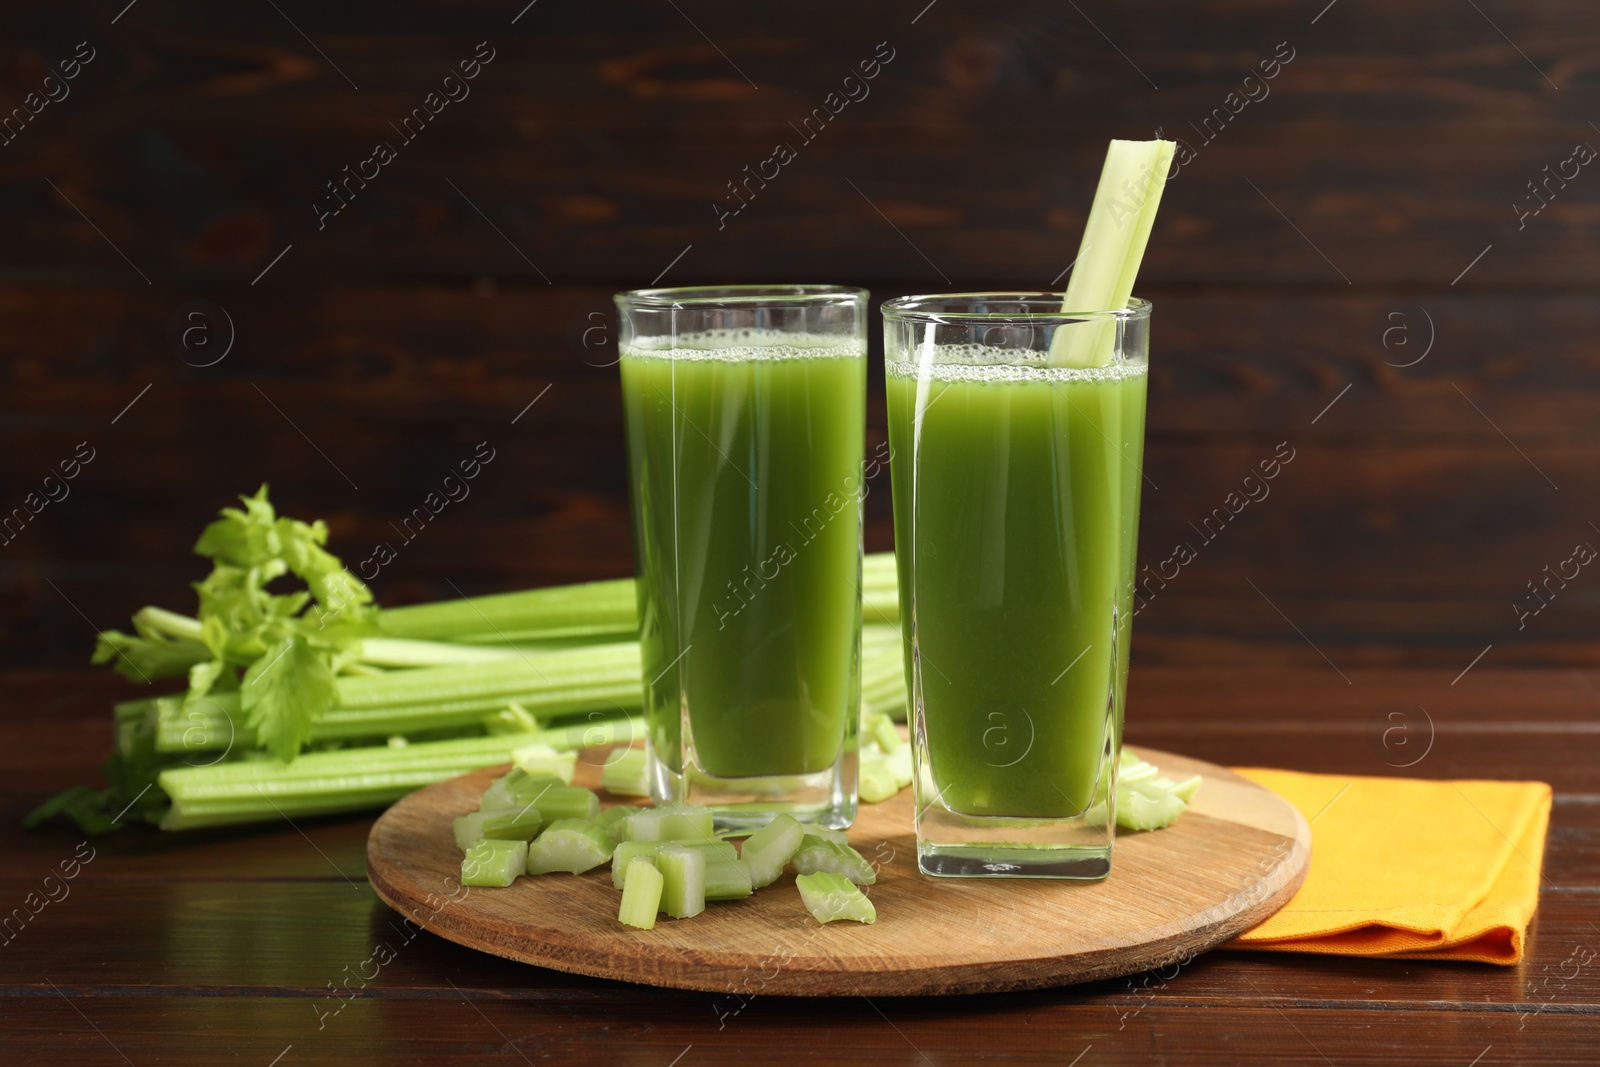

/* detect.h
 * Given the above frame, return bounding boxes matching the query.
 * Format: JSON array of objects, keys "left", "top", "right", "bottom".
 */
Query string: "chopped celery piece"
[
  {"left": 452, "top": 804, "right": 544, "bottom": 851},
  {"left": 1118, "top": 781, "right": 1188, "bottom": 832},
  {"left": 620, "top": 802, "right": 714, "bottom": 843},
  {"left": 1172, "top": 774, "right": 1203, "bottom": 804},
  {"left": 886, "top": 745, "right": 913, "bottom": 790},
  {"left": 796, "top": 871, "right": 875, "bottom": 924},
  {"left": 524, "top": 784, "right": 600, "bottom": 824},
  {"left": 601, "top": 747, "right": 651, "bottom": 796},
  {"left": 612, "top": 839, "right": 737, "bottom": 889},
  {"left": 801, "top": 826, "right": 848, "bottom": 845},
  {"left": 596, "top": 804, "right": 642, "bottom": 835},
  {"left": 740, "top": 813, "right": 805, "bottom": 888},
  {"left": 480, "top": 768, "right": 564, "bottom": 810},
  {"left": 870, "top": 715, "right": 901, "bottom": 754},
  {"left": 611, "top": 840, "right": 662, "bottom": 888},
  {"left": 704, "top": 855, "right": 753, "bottom": 901},
  {"left": 793, "top": 837, "right": 876, "bottom": 886},
  {"left": 617, "top": 857, "right": 662, "bottom": 929},
  {"left": 526, "top": 818, "right": 615, "bottom": 874},
  {"left": 859, "top": 757, "right": 899, "bottom": 804},
  {"left": 461, "top": 839, "right": 527, "bottom": 887},
  {"left": 656, "top": 845, "right": 706, "bottom": 919},
  {"left": 510, "top": 742, "right": 577, "bottom": 784}
]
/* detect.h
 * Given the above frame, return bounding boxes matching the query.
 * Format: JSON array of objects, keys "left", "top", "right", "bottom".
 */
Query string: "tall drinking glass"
[
  {"left": 615, "top": 285, "right": 868, "bottom": 831},
  {"left": 883, "top": 294, "right": 1150, "bottom": 878}
]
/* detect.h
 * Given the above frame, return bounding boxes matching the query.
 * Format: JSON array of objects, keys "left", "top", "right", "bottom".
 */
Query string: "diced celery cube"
[
  {"left": 525, "top": 784, "right": 600, "bottom": 823},
  {"left": 740, "top": 813, "right": 805, "bottom": 888},
  {"left": 655, "top": 845, "right": 705, "bottom": 919},
  {"left": 601, "top": 747, "right": 651, "bottom": 796},
  {"left": 796, "top": 871, "right": 875, "bottom": 924},
  {"left": 453, "top": 804, "right": 544, "bottom": 852},
  {"left": 870, "top": 715, "right": 901, "bottom": 753},
  {"left": 481, "top": 769, "right": 564, "bottom": 810},
  {"left": 620, "top": 802, "right": 714, "bottom": 843},
  {"left": 461, "top": 839, "right": 527, "bottom": 888},
  {"left": 617, "top": 857, "right": 662, "bottom": 930},
  {"left": 596, "top": 804, "right": 642, "bottom": 835},
  {"left": 1172, "top": 775, "right": 1203, "bottom": 804},
  {"left": 526, "top": 818, "right": 615, "bottom": 875},
  {"left": 703, "top": 855, "right": 753, "bottom": 901},
  {"left": 1117, "top": 780, "right": 1188, "bottom": 832},
  {"left": 510, "top": 742, "right": 577, "bottom": 784},
  {"left": 801, "top": 826, "right": 849, "bottom": 845},
  {"left": 886, "top": 744, "right": 913, "bottom": 789},
  {"left": 611, "top": 840, "right": 661, "bottom": 889},
  {"left": 793, "top": 837, "right": 876, "bottom": 886},
  {"left": 859, "top": 757, "right": 900, "bottom": 803}
]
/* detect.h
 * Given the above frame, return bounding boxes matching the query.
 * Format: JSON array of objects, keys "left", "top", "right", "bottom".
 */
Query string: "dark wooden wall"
[{"left": 4, "top": 1, "right": 1598, "bottom": 674}]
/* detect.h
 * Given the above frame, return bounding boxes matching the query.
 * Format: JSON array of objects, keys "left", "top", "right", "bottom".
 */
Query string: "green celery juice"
[
  {"left": 887, "top": 356, "right": 1146, "bottom": 819},
  {"left": 620, "top": 332, "right": 866, "bottom": 782}
]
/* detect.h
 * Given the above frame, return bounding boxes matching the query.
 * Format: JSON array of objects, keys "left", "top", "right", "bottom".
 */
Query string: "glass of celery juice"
[
  {"left": 615, "top": 286, "right": 868, "bottom": 831},
  {"left": 883, "top": 294, "right": 1150, "bottom": 878}
]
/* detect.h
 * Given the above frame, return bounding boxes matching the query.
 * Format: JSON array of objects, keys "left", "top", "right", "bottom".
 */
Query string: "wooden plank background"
[{"left": 3, "top": 0, "right": 1597, "bottom": 674}]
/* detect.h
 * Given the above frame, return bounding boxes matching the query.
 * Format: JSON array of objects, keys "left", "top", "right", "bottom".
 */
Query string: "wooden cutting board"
[{"left": 367, "top": 746, "right": 1309, "bottom": 996}]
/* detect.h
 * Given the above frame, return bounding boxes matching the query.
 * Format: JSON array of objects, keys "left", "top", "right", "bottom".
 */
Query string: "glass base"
[
  {"left": 649, "top": 748, "right": 857, "bottom": 834},
  {"left": 914, "top": 802, "right": 1113, "bottom": 880},
  {"left": 917, "top": 842, "right": 1111, "bottom": 879}
]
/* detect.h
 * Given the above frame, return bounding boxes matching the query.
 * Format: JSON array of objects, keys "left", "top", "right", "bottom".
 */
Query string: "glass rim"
[
  {"left": 880, "top": 292, "right": 1152, "bottom": 324},
  {"left": 616, "top": 284, "right": 869, "bottom": 310}
]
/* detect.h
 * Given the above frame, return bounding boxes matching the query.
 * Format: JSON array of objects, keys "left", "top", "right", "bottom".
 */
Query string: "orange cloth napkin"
[{"left": 1226, "top": 768, "right": 1552, "bottom": 964}]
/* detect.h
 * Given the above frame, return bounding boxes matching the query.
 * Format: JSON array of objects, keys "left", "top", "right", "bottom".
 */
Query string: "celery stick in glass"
[
  {"left": 793, "top": 836, "right": 875, "bottom": 885},
  {"left": 526, "top": 818, "right": 615, "bottom": 875},
  {"left": 740, "top": 813, "right": 805, "bottom": 888},
  {"left": 461, "top": 839, "right": 527, "bottom": 888},
  {"left": 619, "top": 802, "right": 714, "bottom": 843},
  {"left": 596, "top": 804, "right": 642, "bottom": 835},
  {"left": 1050, "top": 138, "right": 1175, "bottom": 368},
  {"left": 600, "top": 747, "right": 650, "bottom": 796},
  {"left": 795, "top": 871, "right": 876, "bottom": 924},
  {"left": 655, "top": 845, "right": 706, "bottom": 919},
  {"left": 618, "top": 857, "right": 663, "bottom": 930}
]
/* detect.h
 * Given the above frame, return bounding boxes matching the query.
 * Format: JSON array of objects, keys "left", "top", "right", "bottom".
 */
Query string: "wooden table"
[{"left": 5, "top": 666, "right": 1593, "bottom": 1065}]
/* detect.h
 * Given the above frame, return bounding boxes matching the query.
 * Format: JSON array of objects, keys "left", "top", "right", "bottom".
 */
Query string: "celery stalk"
[
  {"left": 1050, "top": 138, "right": 1175, "bottom": 368},
  {"left": 461, "top": 839, "right": 527, "bottom": 888},
  {"left": 525, "top": 818, "right": 615, "bottom": 875},
  {"left": 617, "top": 857, "right": 663, "bottom": 929},
  {"left": 611, "top": 840, "right": 661, "bottom": 888},
  {"left": 656, "top": 845, "right": 706, "bottom": 919},
  {"left": 740, "top": 813, "right": 804, "bottom": 888},
  {"left": 796, "top": 871, "right": 875, "bottom": 924}
]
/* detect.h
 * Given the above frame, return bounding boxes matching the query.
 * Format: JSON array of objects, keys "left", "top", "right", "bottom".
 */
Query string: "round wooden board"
[{"left": 367, "top": 746, "right": 1309, "bottom": 996}]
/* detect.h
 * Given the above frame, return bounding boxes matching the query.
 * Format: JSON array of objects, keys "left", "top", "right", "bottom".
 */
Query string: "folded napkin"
[{"left": 1225, "top": 768, "right": 1552, "bottom": 964}]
